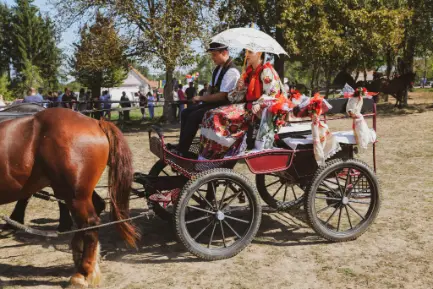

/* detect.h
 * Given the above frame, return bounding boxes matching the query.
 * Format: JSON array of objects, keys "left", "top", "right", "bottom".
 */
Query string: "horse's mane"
[{"left": 2, "top": 103, "right": 46, "bottom": 113}]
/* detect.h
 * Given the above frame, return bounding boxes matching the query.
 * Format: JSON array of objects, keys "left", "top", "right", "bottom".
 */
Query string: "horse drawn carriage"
[
  {"left": 131, "top": 96, "right": 381, "bottom": 260},
  {"left": 0, "top": 28, "right": 381, "bottom": 287},
  {"left": 0, "top": 95, "right": 381, "bottom": 288}
]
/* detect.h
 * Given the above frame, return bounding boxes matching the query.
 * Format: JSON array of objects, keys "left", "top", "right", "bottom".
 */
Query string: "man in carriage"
[{"left": 173, "top": 42, "right": 241, "bottom": 158}]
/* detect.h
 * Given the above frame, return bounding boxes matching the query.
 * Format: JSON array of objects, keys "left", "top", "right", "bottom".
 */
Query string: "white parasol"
[{"left": 211, "top": 27, "right": 288, "bottom": 56}]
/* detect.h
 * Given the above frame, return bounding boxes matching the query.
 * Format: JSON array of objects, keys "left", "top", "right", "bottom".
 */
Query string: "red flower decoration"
[
  {"left": 264, "top": 76, "right": 272, "bottom": 84},
  {"left": 229, "top": 125, "right": 238, "bottom": 133}
]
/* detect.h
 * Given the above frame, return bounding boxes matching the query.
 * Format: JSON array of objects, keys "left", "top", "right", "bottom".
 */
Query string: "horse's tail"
[{"left": 98, "top": 119, "right": 139, "bottom": 247}]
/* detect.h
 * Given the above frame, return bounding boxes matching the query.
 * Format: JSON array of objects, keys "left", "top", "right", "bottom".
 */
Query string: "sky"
[
  {"left": 2, "top": 0, "right": 211, "bottom": 77},
  {"left": 3, "top": 0, "right": 79, "bottom": 56}
]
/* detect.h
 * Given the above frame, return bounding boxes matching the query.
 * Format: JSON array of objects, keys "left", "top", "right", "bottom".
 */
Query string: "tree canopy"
[{"left": 70, "top": 12, "right": 128, "bottom": 98}]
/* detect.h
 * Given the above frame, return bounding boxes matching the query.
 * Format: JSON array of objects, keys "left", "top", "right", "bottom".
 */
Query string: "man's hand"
[
  {"left": 192, "top": 96, "right": 201, "bottom": 103},
  {"left": 252, "top": 103, "right": 261, "bottom": 114}
]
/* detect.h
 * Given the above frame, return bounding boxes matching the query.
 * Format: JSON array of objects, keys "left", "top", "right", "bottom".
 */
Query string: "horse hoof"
[
  {"left": 69, "top": 273, "right": 88, "bottom": 288},
  {"left": 87, "top": 263, "right": 102, "bottom": 287}
]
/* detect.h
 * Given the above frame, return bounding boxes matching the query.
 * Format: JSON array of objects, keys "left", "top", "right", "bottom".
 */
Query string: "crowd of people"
[{"left": 1, "top": 87, "right": 160, "bottom": 121}]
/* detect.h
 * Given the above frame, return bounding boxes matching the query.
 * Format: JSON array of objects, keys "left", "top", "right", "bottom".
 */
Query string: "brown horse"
[
  {"left": 0, "top": 103, "right": 77, "bottom": 231},
  {"left": 0, "top": 108, "right": 138, "bottom": 287}
]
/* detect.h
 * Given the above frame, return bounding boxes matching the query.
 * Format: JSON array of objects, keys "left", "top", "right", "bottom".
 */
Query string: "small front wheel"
[
  {"left": 174, "top": 169, "right": 262, "bottom": 260},
  {"left": 306, "top": 159, "right": 380, "bottom": 242}
]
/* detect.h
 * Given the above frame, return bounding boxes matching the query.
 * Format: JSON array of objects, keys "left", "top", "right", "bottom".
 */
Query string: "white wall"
[{"left": 107, "top": 86, "right": 139, "bottom": 108}]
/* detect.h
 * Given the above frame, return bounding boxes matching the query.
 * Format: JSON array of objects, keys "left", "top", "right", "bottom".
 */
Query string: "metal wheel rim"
[
  {"left": 312, "top": 165, "right": 378, "bottom": 236},
  {"left": 181, "top": 177, "right": 256, "bottom": 251}
]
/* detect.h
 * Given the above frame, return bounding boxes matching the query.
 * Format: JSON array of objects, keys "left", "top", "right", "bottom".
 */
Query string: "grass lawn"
[{"left": 109, "top": 105, "right": 165, "bottom": 121}]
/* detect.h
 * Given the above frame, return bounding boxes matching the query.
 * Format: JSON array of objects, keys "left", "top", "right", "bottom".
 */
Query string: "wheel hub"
[
  {"left": 216, "top": 210, "right": 225, "bottom": 221},
  {"left": 342, "top": 196, "right": 349, "bottom": 205}
]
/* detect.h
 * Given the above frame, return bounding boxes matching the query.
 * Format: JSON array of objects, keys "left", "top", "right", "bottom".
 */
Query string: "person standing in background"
[
  {"left": 120, "top": 91, "right": 131, "bottom": 121},
  {"left": 23, "top": 87, "right": 43, "bottom": 103},
  {"left": 139, "top": 91, "right": 147, "bottom": 120},
  {"left": 177, "top": 84, "right": 186, "bottom": 117},
  {"left": 147, "top": 91, "right": 155, "bottom": 119},
  {"left": 198, "top": 82, "right": 209, "bottom": 97},
  {"left": 185, "top": 81, "right": 197, "bottom": 107}
]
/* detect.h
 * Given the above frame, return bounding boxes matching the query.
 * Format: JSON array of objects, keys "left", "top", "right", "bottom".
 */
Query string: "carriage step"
[
  {"left": 148, "top": 188, "right": 181, "bottom": 204},
  {"left": 0, "top": 215, "right": 58, "bottom": 238}
]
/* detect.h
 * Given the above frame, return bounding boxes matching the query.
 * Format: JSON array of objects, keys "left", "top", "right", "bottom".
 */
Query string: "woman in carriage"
[{"left": 198, "top": 49, "right": 290, "bottom": 160}]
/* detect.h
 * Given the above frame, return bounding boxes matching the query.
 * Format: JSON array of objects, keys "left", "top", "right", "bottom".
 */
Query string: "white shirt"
[
  {"left": 172, "top": 90, "right": 179, "bottom": 101},
  {"left": 210, "top": 67, "right": 240, "bottom": 93}
]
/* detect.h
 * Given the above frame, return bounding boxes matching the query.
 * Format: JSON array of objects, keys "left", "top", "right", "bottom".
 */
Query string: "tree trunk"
[
  {"left": 324, "top": 65, "right": 332, "bottom": 99},
  {"left": 315, "top": 68, "right": 321, "bottom": 91},
  {"left": 162, "top": 66, "right": 175, "bottom": 123},
  {"left": 386, "top": 48, "right": 393, "bottom": 80},
  {"left": 310, "top": 64, "right": 317, "bottom": 96},
  {"left": 90, "top": 72, "right": 102, "bottom": 99},
  {"left": 354, "top": 71, "right": 360, "bottom": 82},
  {"left": 273, "top": 4, "right": 285, "bottom": 78},
  {"left": 401, "top": 0, "right": 416, "bottom": 107}
]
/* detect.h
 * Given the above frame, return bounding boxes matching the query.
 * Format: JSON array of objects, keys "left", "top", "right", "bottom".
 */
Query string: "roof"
[{"left": 129, "top": 65, "right": 158, "bottom": 88}]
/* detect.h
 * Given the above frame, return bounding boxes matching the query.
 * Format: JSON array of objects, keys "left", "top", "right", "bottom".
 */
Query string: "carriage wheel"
[
  {"left": 174, "top": 169, "right": 262, "bottom": 260},
  {"left": 148, "top": 160, "right": 180, "bottom": 221},
  {"left": 256, "top": 172, "right": 305, "bottom": 210},
  {"left": 305, "top": 159, "right": 380, "bottom": 242}
]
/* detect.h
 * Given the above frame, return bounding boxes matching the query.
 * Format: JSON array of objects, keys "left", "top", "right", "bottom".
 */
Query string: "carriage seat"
[{"left": 276, "top": 124, "right": 377, "bottom": 150}]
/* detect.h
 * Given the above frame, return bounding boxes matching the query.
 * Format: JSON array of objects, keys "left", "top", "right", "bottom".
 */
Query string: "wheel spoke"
[
  {"left": 334, "top": 171, "right": 344, "bottom": 195},
  {"left": 272, "top": 183, "right": 284, "bottom": 198},
  {"left": 219, "top": 221, "right": 227, "bottom": 248},
  {"left": 316, "top": 202, "right": 338, "bottom": 214},
  {"left": 315, "top": 196, "right": 341, "bottom": 201},
  {"left": 224, "top": 206, "right": 248, "bottom": 213},
  {"left": 343, "top": 169, "right": 351, "bottom": 194},
  {"left": 347, "top": 175, "right": 366, "bottom": 198},
  {"left": 348, "top": 199, "right": 371, "bottom": 205},
  {"left": 223, "top": 220, "right": 242, "bottom": 239},
  {"left": 193, "top": 220, "right": 214, "bottom": 240},
  {"left": 324, "top": 206, "right": 339, "bottom": 225},
  {"left": 291, "top": 186, "right": 298, "bottom": 201},
  {"left": 220, "top": 189, "right": 244, "bottom": 211},
  {"left": 161, "top": 169, "right": 170, "bottom": 176},
  {"left": 194, "top": 190, "right": 215, "bottom": 209},
  {"left": 347, "top": 203, "right": 365, "bottom": 220},
  {"left": 218, "top": 182, "right": 229, "bottom": 210},
  {"left": 283, "top": 185, "right": 288, "bottom": 202},
  {"left": 320, "top": 181, "right": 341, "bottom": 197},
  {"left": 210, "top": 181, "right": 217, "bottom": 207},
  {"left": 224, "top": 215, "right": 250, "bottom": 224},
  {"left": 187, "top": 205, "right": 214, "bottom": 214},
  {"left": 337, "top": 206, "right": 343, "bottom": 232},
  {"left": 186, "top": 215, "right": 212, "bottom": 224},
  {"left": 345, "top": 206, "right": 353, "bottom": 229},
  {"left": 265, "top": 179, "right": 281, "bottom": 188},
  {"left": 207, "top": 221, "right": 217, "bottom": 248}
]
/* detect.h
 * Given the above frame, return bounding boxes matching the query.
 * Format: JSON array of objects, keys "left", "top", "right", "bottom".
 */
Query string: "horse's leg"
[
  {"left": 69, "top": 198, "right": 102, "bottom": 288},
  {"left": 92, "top": 190, "right": 106, "bottom": 217},
  {"left": 58, "top": 190, "right": 103, "bottom": 232},
  {"left": 57, "top": 202, "right": 74, "bottom": 232},
  {"left": 3, "top": 198, "right": 31, "bottom": 230}
]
